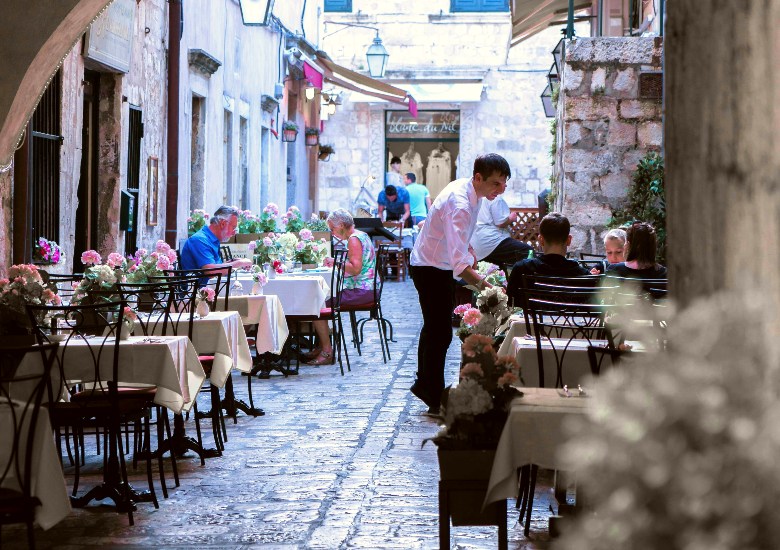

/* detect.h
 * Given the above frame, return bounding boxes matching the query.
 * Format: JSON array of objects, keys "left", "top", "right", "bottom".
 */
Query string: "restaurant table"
[
  {"left": 0, "top": 404, "right": 71, "bottom": 530},
  {"left": 231, "top": 275, "right": 329, "bottom": 316}
]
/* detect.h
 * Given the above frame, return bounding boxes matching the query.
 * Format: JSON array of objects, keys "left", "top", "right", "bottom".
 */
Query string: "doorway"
[
  {"left": 124, "top": 105, "right": 143, "bottom": 255},
  {"left": 74, "top": 70, "right": 100, "bottom": 267}
]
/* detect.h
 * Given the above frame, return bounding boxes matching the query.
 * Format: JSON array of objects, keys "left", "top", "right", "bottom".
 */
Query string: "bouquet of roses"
[
  {"left": 72, "top": 250, "right": 126, "bottom": 304},
  {"left": 428, "top": 334, "right": 522, "bottom": 450},
  {"left": 125, "top": 240, "right": 177, "bottom": 283},
  {"left": 187, "top": 209, "right": 209, "bottom": 235},
  {"left": 282, "top": 205, "right": 305, "bottom": 233},
  {"left": 258, "top": 203, "right": 280, "bottom": 232},
  {"left": 293, "top": 229, "right": 327, "bottom": 265},
  {"left": 0, "top": 264, "right": 62, "bottom": 334},
  {"left": 253, "top": 233, "right": 280, "bottom": 264},
  {"left": 476, "top": 261, "right": 507, "bottom": 288},
  {"left": 304, "top": 213, "right": 329, "bottom": 232},
  {"left": 33, "top": 237, "right": 63, "bottom": 265},
  {"left": 197, "top": 287, "right": 215, "bottom": 304}
]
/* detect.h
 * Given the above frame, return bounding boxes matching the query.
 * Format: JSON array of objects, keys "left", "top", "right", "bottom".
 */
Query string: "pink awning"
[{"left": 303, "top": 61, "right": 323, "bottom": 89}]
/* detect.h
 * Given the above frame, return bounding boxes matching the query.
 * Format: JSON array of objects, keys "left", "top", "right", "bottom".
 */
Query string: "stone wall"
[
  {"left": 557, "top": 37, "right": 663, "bottom": 255},
  {"left": 317, "top": 0, "right": 588, "bottom": 213}
]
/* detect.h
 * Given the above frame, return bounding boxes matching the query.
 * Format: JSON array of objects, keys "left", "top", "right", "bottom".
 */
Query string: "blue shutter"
[
  {"left": 324, "top": 0, "right": 352, "bottom": 12},
  {"left": 451, "top": 0, "right": 509, "bottom": 11}
]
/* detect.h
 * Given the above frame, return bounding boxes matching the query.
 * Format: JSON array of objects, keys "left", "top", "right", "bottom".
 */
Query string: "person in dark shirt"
[
  {"left": 507, "top": 212, "right": 588, "bottom": 304},
  {"left": 606, "top": 222, "right": 667, "bottom": 279}
]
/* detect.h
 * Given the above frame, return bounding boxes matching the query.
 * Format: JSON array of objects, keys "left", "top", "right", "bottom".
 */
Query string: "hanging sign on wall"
[{"left": 385, "top": 110, "right": 460, "bottom": 140}]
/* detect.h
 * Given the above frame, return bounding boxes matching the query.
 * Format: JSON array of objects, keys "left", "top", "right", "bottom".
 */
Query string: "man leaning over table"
[
  {"left": 409, "top": 153, "right": 510, "bottom": 415},
  {"left": 180, "top": 205, "right": 253, "bottom": 281}
]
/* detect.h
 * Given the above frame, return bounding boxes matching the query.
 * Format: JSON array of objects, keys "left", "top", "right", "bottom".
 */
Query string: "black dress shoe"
[
  {"left": 410, "top": 383, "right": 433, "bottom": 408},
  {"left": 426, "top": 406, "right": 441, "bottom": 416}
]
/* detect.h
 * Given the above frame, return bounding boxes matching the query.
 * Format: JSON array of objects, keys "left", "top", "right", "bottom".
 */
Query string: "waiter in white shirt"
[
  {"left": 409, "top": 153, "right": 511, "bottom": 414},
  {"left": 471, "top": 196, "right": 532, "bottom": 267}
]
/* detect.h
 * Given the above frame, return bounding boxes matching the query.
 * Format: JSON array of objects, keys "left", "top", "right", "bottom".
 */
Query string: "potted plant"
[
  {"left": 318, "top": 144, "right": 335, "bottom": 161},
  {"left": 293, "top": 229, "right": 328, "bottom": 270},
  {"left": 281, "top": 120, "right": 298, "bottom": 142},
  {"left": 304, "top": 127, "right": 319, "bottom": 146}
]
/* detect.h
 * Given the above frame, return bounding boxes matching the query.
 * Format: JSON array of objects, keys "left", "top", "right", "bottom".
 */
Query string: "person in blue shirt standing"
[
  {"left": 180, "top": 205, "right": 253, "bottom": 278},
  {"left": 404, "top": 173, "right": 431, "bottom": 226},
  {"left": 377, "top": 185, "right": 411, "bottom": 226}
]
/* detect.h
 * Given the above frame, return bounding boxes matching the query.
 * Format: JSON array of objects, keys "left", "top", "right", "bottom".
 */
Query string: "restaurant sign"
[
  {"left": 83, "top": 0, "right": 135, "bottom": 73},
  {"left": 386, "top": 111, "right": 460, "bottom": 140}
]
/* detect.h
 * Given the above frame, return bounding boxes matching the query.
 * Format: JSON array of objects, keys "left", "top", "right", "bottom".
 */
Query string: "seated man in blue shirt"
[
  {"left": 180, "top": 205, "right": 253, "bottom": 278},
  {"left": 377, "top": 185, "right": 410, "bottom": 226}
]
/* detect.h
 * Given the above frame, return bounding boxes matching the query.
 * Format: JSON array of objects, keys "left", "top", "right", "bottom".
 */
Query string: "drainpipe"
[{"left": 165, "top": 0, "right": 182, "bottom": 248}]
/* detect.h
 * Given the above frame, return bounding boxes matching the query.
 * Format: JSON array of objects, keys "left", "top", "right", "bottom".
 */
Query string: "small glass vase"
[{"left": 196, "top": 300, "right": 210, "bottom": 318}]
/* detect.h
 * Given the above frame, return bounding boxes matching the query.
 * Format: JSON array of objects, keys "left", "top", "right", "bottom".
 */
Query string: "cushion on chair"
[
  {"left": 319, "top": 307, "right": 333, "bottom": 316},
  {"left": 199, "top": 355, "right": 215, "bottom": 375},
  {"left": 339, "top": 301, "right": 376, "bottom": 311}
]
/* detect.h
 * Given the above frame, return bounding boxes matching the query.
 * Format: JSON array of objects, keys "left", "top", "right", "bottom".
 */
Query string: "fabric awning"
[
  {"left": 510, "top": 0, "right": 591, "bottom": 46},
  {"left": 347, "top": 82, "right": 484, "bottom": 104},
  {"left": 315, "top": 53, "right": 416, "bottom": 114}
]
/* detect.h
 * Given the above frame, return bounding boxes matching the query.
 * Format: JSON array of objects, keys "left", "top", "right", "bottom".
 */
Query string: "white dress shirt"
[
  {"left": 471, "top": 197, "right": 511, "bottom": 261},
  {"left": 410, "top": 177, "right": 481, "bottom": 278}
]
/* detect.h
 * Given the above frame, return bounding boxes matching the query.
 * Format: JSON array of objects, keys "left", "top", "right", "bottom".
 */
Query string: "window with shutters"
[
  {"left": 324, "top": 0, "right": 351, "bottom": 12},
  {"left": 451, "top": 0, "right": 509, "bottom": 12}
]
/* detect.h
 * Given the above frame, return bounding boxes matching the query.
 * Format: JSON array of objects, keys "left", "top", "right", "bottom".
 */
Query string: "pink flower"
[
  {"left": 167, "top": 249, "right": 178, "bottom": 262},
  {"left": 155, "top": 240, "right": 171, "bottom": 253},
  {"left": 295, "top": 241, "right": 305, "bottom": 251},
  {"left": 462, "top": 308, "right": 482, "bottom": 327},
  {"left": 51, "top": 294, "right": 62, "bottom": 305},
  {"left": 0, "top": 278, "right": 9, "bottom": 286},
  {"left": 289, "top": 205, "right": 300, "bottom": 213},
  {"left": 453, "top": 303, "right": 472, "bottom": 316},
  {"left": 199, "top": 287, "right": 216, "bottom": 302},
  {"left": 460, "top": 362, "right": 484, "bottom": 378},
  {"left": 262, "top": 237, "right": 273, "bottom": 247},
  {"left": 247, "top": 242, "right": 257, "bottom": 251},
  {"left": 123, "top": 306, "right": 138, "bottom": 321},
  {"left": 462, "top": 334, "right": 495, "bottom": 356},
  {"left": 42, "top": 288, "right": 56, "bottom": 301},
  {"left": 81, "top": 250, "right": 102, "bottom": 266},
  {"left": 299, "top": 228, "right": 313, "bottom": 241},
  {"left": 106, "top": 252, "right": 125, "bottom": 268},
  {"left": 497, "top": 372, "right": 519, "bottom": 387},
  {"left": 135, "top": 248, "right": 148, "bottom": 259},
  {"left": 156, "top": 255, "right": 171, "bottom": 271}
]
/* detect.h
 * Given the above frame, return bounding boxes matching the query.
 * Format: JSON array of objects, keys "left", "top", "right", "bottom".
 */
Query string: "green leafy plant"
[
  {"left": 282, "top": 120, "right": 298, "bottom": 131},
  {"left": 305, "top": 127, "right": 319, "bottom": 136},
  {"left": 608, "top": 151, "right": 666, "bottom": 263}
]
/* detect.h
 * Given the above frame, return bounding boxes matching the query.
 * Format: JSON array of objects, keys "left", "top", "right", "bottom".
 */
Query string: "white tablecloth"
[
  {"left": 215, "top": 294, "right": 289, "bottom": 354},
  {"left": 187, "top": 311, "right": 252, "bottom": 386},
  {"left": 232, "top": 275, "right": 329, "bottom": 316},
  {"left": 0, "top": 405, "right": 71, "bottom": 530},
  {"left": 16, "top": 336, "right": 205, "bottom": 414},
  {"left": 509, "top": 335, "right": 643, "bottom": 388},
  {"left": 484, "top": 387, "right": 589, "bottom": 506}
]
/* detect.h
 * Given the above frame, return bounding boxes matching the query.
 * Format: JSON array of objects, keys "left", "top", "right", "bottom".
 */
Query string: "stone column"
[{"left": 666, "top": 1, "right": 780, "bottom": 309}]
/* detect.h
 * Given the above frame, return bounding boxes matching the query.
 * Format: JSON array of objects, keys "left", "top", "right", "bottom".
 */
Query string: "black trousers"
[
  {"left": 481, "top": 237, "right": 533, "bottom": 268},
  {"left": 410, "top": 265, "right": 455, "bottom": 405}
]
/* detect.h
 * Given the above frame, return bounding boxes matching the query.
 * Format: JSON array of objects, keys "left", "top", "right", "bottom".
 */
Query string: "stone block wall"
[{"left": 556, "top": 37, "right": 663, "bottom": 255}]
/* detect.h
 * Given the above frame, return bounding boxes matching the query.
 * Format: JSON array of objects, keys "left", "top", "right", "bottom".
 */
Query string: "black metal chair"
[
  {"left": 219, "top": 245, "right": 234, "bottom": 263},
  {"left": 0, "top": 341, "right": 59, "bottom": 549},
  {"left": 26, "top": 300, "right": 159, "bottom": 525},
  {"left": 342, "top": 247, "right": 390, "bottom": 362},
  {"left": 587, "top": 344, "right": 632, "bottom": 376}
]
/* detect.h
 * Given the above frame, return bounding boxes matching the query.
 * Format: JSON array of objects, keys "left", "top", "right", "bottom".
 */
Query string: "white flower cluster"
[
  {"left": 93, "top": 264, "right": 118, "bottom": 285},
  {"left": 553, "top": 291, "right": 780, "bottom": 550},
  {"left": 443, "top": 378, "right": 494, "bottom": 428}
]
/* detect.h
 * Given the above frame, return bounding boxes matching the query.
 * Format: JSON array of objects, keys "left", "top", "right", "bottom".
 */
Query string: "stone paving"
[{"left": 6, "top": 279, "right": 557, "bottom": 549}]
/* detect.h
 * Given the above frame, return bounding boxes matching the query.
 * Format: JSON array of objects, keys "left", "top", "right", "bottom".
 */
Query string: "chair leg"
[
  {"left": 338, "top": 314, "right": 351, "bottom": 372},
  {"left": 523, "top": 465, "right": 538, "bottom": 537},
  {"left": 375, "top": 316, "right": 388, "bottom": 363},
  {"left": 164, "top": 412, "right": 179, "bottom": 487},
  {"left": 349, "top": 311, "right": 362, "bottom": 355},
  {"left": 113, "top": 425, "right": 134, "bottom": 526},
  {"left": 155, "top": 407, "right": 169, "bottom": 499},
  {"left": 26, "top": 520, "right": 35, "bottom": 550},
  {"left": 143, "top": 412, "right": 159, "bottom": 509}
]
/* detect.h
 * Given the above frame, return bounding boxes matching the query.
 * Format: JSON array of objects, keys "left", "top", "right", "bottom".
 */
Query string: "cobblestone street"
[{"left": 7, "top": 278, "right": 555, "bottom": 549}]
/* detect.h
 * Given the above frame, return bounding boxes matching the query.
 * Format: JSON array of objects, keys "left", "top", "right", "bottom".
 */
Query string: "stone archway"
[{"left": 0, "top": 0, "right": 113, "bottom": 168}]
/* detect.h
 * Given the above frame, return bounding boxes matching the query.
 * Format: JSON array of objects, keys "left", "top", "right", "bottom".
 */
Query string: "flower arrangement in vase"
[
  {"left": 125, "top": 241, "right": 177, "bottom": 283},
  {"left": 253, "top": 233, "right": 280, "bottom": 265},
  {"left": 476, "top": 261, "right": 507, "bottom": 288},
  {"left": 72, "top": 250, "right": 125, "bottom": 304},
  {"left": 0, "top": 264, "right": 61, "bottom": 335},
  {"left": 33, "top": 238, "right": 63, "bottom": 265},
  {"left": 195, "top": 287, "right": 215, "bottom": 317},
  {"left": 293, "top": 229, "right": 327, "bottom": 267},
  {"left": 250, "top": 266, "right": 268, "bottom": 294},
  {"left": 453, "top": 287, "right": 512, "bottom": 342},
  {"left": 120, "top": 306, "right": 138, "bottom": 340},
  {"left": 187, "top": 209, "right": 209, "bottom": 236},
  {"left": 429, "top": 334, "right": 522, "bottom": 450}
]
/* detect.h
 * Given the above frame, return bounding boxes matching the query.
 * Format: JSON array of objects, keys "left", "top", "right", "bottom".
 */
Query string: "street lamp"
[
  {"left": 552, "top": 38, "right": 565, "bottom": 74},
  {"left": 365, "top": 34, "right": 389, "bottom": 78},
  {"left": 239, "top": 0, "right": 274, "bottom": 26},
  {"left": 323, "top": 23, "right": 390, "bottom": 78},
  {"left": 547, "top": 63, "right": 559, "bottom": 90},
  {"left": 541, "top": 84, "right": 556, "bottom": 118}
]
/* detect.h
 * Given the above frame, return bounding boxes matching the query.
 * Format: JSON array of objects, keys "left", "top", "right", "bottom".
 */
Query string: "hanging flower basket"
[
  {"left": 318, "top": 144, "right": 334, "bottom": 161},
  {"left": 305, "top": 133, "right": 319, "bottom": 146},
  {"left": 282, "top": 129, "right": 298, "bottom": 142}
]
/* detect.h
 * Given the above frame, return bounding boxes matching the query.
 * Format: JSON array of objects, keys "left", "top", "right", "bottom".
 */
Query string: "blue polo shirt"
[
  {"left": 180, "top": 226, "right": 221, "bottom": 271},
  {"left": 377, "top": 187, "right": 410, "bottom": 218}
]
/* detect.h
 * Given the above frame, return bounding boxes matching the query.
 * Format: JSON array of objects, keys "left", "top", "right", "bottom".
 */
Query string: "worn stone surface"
[{"left": 6, "top": 280, "right": 561, "bottom": 549}]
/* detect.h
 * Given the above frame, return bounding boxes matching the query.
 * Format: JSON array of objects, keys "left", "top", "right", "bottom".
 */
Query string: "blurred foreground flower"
[{"left": 553, "top": 291, "right": 780, "bottom": 550}]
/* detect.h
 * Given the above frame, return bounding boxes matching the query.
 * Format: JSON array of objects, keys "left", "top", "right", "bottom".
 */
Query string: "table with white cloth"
[
  {"left": 16, "top": 336, "right": 205, "bottom": 414},
  {"left": 231, "top": 275, "right": 329, "bottom": 317},
  {"left": 0, "top": 404, "right": 71, "bottom": 530},
  {"left": 388, "top": 226, "right": 417, "bottom": 250},
  {"left": 484, "top": 388, "right": 589, "bottom": 506},
  {"left": 214, "top": 294, "right": 289, "bottom": 354}
]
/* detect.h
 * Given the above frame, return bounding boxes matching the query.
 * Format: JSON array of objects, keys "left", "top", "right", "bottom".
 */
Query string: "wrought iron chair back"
[{"left": 162, "top": 267, "right": 231, "bottom": 310}]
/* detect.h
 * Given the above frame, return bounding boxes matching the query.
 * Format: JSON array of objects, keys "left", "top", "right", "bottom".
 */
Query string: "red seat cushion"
[
  {"left": 199, "top": 355, "right": 215, "bottom": 375},
  {"left": 319, "top": 307, "right": 332, "bottom": 316},
  {"left": 340, "top": 302, "right": 376, "bottom": 311}
]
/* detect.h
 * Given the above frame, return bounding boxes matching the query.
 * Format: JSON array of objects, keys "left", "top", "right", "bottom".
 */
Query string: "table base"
[{"left": 70, "top": 480, "right": 153, "bottom": 512}]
